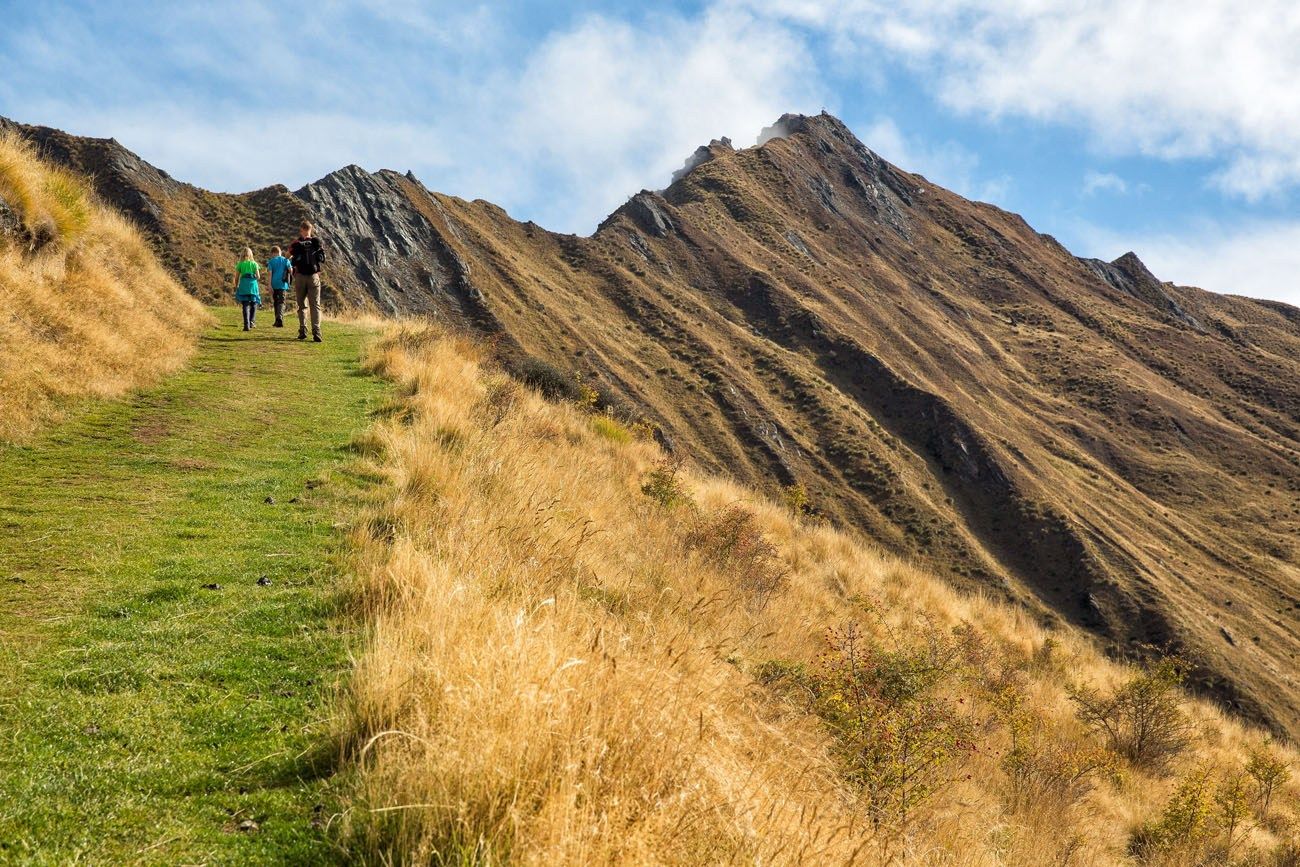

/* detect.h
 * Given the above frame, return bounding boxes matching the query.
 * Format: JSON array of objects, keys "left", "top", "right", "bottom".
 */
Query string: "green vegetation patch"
[{"left": 0, "top": 307, "right": 386, "bottom": 865}]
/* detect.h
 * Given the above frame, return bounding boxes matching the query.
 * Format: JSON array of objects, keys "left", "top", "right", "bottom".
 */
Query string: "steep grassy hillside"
[
  {"left": 338, "top": 323, "right": 1300, "bottom": 866},
  {"left": 350, "top": 117, "right": 1300, "bottom": 738},
  {"left": 0, "top": 131, "right": 206, "bottom": 440}
]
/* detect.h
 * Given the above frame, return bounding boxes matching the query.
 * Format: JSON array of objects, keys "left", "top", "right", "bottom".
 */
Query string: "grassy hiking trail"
[{"left": 0, "top": 307, "right": 385, "bottom": 865}]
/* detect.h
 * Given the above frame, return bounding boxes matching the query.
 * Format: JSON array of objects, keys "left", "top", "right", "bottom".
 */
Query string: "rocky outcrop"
[
  {"left": 292, "top": 165, "right": 504, "bottom": 326},
  {"left": 3, "top": 120, "right": 176, "bottom": 239},
  {"left": 607, "top": 191, "right": 677, "bottom": 238},
  {"left": 670, "top": 138, "right": 733, "bottom": 185},
  {"left": 1081, "top": 251, "right": 1203, "bottom": 330}
]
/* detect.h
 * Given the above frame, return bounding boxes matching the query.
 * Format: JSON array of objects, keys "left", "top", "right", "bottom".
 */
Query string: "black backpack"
[{"left": 292, "top": 237, "right": 325, "bottom": 274}]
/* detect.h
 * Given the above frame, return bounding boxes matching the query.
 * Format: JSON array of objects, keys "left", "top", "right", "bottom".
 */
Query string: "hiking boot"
[
  {"left": 297, "top": 329, "right": 307, "bottom": 340},
  {"left": 312, "top": 334, "right": 323, "bottom": 343},
  {"left": 273, "top": 320, "right": 284, "bottom": 328}
]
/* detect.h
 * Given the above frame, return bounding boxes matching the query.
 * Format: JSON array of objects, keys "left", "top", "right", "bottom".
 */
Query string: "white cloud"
[
  {"left": 1082, "top": 171, "right": 1127, "bottom": 196},
  {"left": 738, "top": 0, "right": 1300, "bottom": 201},
  {"left": 505, "top": 8, "right": 821, "bottom": 230},
  {"left": 1, "top": 2, "right": 824, "bottom": 234},
  {"left": 1078, "top": 219, "right": 1300, "bottom": 304}
]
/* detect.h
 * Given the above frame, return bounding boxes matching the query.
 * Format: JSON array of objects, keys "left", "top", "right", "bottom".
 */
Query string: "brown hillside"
[
  {"left": 9, "top": 112, "right": 1299, "bottom": 737},
  {"left": 0, "top": 131, "right": 206, "bottom": 440}
]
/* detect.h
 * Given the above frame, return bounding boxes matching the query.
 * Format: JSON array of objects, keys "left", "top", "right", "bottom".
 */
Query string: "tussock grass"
[
  {"left": 339, "top": 322, "right": 1300, "bottom": 864},
  {"left": 0, "top": 131, "right": 207, "bottom": 441}
]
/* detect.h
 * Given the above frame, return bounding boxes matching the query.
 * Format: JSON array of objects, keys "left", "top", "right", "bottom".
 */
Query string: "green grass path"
[{"left": 0, "top": 308, "right": 386, "bottom": 865}]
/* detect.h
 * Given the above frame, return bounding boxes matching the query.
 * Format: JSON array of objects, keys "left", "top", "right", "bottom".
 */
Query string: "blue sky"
[{"left": 2, "top": 0, "right": 1299, "bottom": 303}]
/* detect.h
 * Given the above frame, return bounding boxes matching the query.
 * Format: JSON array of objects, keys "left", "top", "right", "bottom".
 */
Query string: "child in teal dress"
[{"left": 235, "top": 247, "right": 261, "bottom": 331}]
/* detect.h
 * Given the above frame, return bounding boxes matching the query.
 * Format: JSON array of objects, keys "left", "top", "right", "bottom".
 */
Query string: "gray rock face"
[
  {"left": 293, "top": 165, "right": 496, "bottom": 326},
  {"left": 1080, "top": 252, "right": 1203, "bottom": 330},
  {"left": 613, "top": 192, "right": 676, "bottom": 238},
  {"left": 670, "top": 138, "right": 733, "bottom": 185}
]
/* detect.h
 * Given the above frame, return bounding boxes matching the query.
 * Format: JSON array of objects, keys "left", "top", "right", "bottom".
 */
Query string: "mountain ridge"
[{"left": 5, "top": 110, "right": 1299, "bottom": 738}]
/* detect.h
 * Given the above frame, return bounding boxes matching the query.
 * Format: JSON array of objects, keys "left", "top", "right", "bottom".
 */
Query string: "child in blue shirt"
[{"left": 266, "top": 247, "right": 292, "bottom": 328}]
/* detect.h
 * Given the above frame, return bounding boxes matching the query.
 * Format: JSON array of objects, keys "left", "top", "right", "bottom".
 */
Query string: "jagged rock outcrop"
[
  {"left": 293, "top": 165, "right": 502, "bottom": 330},
  {"left": 1081, "top": 251, "right": 1203, "bottom": 330},
  {"left": 9, "top": 110, "right": 1300, "bottom": 737},
  {"left": 607, "top": 191, "right": 677, "bottom": 238},
  {"left": 670, "top": 138, "right": 733, "bottom": 185}
]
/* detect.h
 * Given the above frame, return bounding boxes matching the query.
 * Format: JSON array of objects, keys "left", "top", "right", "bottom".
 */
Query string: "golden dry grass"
[
  {"left": 0, "top": 131, "right": 208, "bottom": 441},
  {"left": 339, "top": 321, "right": 1300, "bottom": 865}
]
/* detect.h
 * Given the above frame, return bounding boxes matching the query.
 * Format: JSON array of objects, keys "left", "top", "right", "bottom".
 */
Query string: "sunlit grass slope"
[
  {"left": 0, "top": 131, "right": 207, "bottom": 440},
  {"left": 337, "top": 323, "right": 1300, "bottom": 866}
]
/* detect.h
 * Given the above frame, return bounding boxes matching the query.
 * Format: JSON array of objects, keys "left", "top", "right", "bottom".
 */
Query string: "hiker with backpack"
[
  {"left": 266, "top": 245, "right": 292, "bottom": 328},
  {"left": 234, "top": 247, "right": 261, "bottom": 331},
  {"left": 288, "top": 221, "right": 325, "bottom": 342}
]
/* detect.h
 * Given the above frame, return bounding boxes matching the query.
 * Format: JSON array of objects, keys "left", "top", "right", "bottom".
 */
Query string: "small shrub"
[
  {"left": 1247, "top": 743, "right": 1293, "bottom": 816},
  {"left": 993, "top": 677, "right": 1120, "bottom": 811},
  {"left": 780, "top": 482, "right": 809, "bottom": 518},
  {"left": 591, "top": 414, "right": 631, "bottom": 444},
  {"left": 1215, "top": 773, "right": 1251, "bottom": 851},
  {"left": 1029, "top": 636, "right": 1060, "bottom": 673},
  {"left": 575, "top": 380, "right": 600, "bottom": 412},
  {"left": 514, "top": 356, "right": 582, "bottom": 402},
  {"left": 808, "top": 617, "right": 984, "bottom": 832},
  {"left": 1128, "top": 769, "right": 1219, "bottom": 865},
  {"left": 685, "top": 505, "right": 788, "bottom": 611},
  {"left": 640, "top": 458, "right": 691, "bottom": 509},
  {"left": 1068, "top": 656, "right": 1191, "bottom": 772},
  {"left": 627, "top": 417, "right": 658, "bottom": 442},
  {"left": 511, "top": 356, "right": 628, "bottom": 416}
]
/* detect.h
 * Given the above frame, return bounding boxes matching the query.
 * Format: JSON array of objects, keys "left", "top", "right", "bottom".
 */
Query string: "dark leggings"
[{"left": 242, "top": 300, "right": 257, "bottom": 329}]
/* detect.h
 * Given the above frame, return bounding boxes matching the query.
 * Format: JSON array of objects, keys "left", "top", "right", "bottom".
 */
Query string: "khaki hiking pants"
[{"left": 294, "top": 273, "right": 322, "bottom": 337}]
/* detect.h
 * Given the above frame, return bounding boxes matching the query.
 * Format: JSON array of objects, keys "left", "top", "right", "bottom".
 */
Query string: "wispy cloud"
[
  {"left": 738, "top": 0, "right": 1300, "bottom": 202},
  {"left": 505, "top": 7, "right": 821, "bottom": 230},
  {"left": 1082, "top": 171, "right": 1128, "bottom": 196}
]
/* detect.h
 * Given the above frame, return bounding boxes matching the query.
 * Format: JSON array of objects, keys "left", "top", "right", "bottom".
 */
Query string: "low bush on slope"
[
  {"left": 339, "top": 322, "right": 1300, "bottom": 866},
  {"left": 0, "top": 131, "right": 207, "bottom": 441}
]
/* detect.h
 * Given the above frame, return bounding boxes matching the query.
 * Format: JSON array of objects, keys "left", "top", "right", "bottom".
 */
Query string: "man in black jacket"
[{"left": 288, "top": 221, "right": 325, "bottom": 342}]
